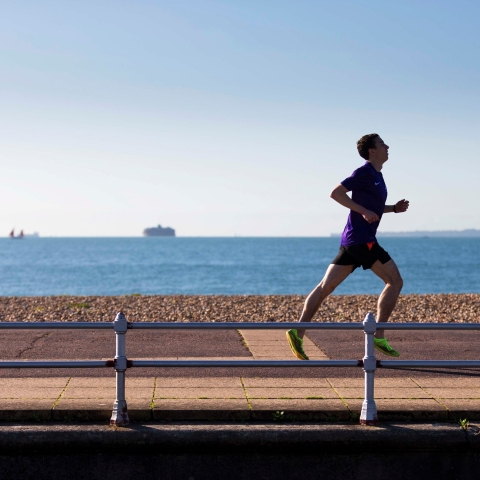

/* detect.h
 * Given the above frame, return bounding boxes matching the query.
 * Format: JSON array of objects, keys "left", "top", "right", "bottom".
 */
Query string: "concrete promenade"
[{"left": 2, "top": 374, "right": 480, "bottom": 422}]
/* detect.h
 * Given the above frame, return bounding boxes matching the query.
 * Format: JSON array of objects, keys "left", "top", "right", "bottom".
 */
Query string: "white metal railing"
[{"left": 1, "top": 312, "right": 480, "bottom": 426}]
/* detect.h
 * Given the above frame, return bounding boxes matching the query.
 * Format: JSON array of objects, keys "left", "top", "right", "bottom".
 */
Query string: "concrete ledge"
[
  {"left": 0, "top": 406, "right": 474, "bottom": 423},
  {"left": 0, "top": 422, "right": 477, "bottom": 454},
  {"left": 1, "top": 423, "right": 480, "bottom": 479},
  {"left": 0, "top": 404, "right": 477, "bottom": 422}
]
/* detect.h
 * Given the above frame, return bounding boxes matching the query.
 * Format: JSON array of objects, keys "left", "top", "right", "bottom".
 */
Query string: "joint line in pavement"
[
  {"left": 52, "top": 377, "right": 72, "bottom": 410},
  {"left": 410, "top": 377, "right": 450, "bottom": 413},
  {"left": 150, "top": 377, "right": 158, "bottom": 411},
  {"left": 326, "top": 378, "right": 351, "bottom": 411},
  {"left": 240, "top": 377, "right": 253, "bottom": 411}
]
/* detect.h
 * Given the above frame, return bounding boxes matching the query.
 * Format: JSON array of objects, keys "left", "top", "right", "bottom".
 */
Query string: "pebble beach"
[{"left": 0, "top": 294, "right": 479, "bottom": 324}]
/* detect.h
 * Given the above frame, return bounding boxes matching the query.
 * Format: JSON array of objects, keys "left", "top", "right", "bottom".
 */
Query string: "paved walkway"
[
  {"left": 2, "top": 375, "right": 480, "bottom": 422},
  {"left": 239, "top": 329, "right": 329, "bottom": 360}
]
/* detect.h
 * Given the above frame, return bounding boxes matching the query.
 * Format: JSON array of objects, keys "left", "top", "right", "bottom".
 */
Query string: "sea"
[{"left": 1, "top": 237, "right": 479, "bottom": 296}]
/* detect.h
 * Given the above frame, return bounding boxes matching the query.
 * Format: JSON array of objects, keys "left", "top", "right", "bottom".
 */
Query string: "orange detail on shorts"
[{"left": 366, "top": 242, "right": 375, "bottom": 251}]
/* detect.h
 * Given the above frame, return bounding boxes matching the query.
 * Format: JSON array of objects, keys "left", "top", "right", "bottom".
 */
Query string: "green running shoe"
[
  {"left": 374, "top": 337, "right": 400, "bottom": 357},
  {"left": 286, "top": 329, "right": 309, "bottom": 360}
]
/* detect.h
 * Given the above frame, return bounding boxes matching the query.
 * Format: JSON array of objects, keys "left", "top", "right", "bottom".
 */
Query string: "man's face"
[{"left": 370, "top": 137, "right": 389, "bottom": 162}]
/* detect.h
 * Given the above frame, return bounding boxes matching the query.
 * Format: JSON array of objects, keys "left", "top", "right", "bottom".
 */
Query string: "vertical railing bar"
[
  {"left": 360, "top": 312, "right": 378, "bottom": 425},
  {"left": 110, "top": 312, "right": 130, "bottom": 426}
]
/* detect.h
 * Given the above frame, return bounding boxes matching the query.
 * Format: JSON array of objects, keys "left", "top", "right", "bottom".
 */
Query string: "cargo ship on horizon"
[{"left": 143, "top": 224, "right": 176, "bottom": 237}]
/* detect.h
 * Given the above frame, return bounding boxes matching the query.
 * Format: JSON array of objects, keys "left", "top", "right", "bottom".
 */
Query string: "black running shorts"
[{"left": 331, "top": 242, "right": 391, "bottom": 271}]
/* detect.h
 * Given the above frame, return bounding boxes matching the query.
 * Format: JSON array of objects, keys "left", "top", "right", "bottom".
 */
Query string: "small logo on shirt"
[{"left": 375, "top": 181, "right": 381, "bottom": 185}]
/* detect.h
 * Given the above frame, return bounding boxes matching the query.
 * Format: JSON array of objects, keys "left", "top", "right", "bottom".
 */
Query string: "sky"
[{"left": 1, "top": 0, "right": 479, "bottom": 237}]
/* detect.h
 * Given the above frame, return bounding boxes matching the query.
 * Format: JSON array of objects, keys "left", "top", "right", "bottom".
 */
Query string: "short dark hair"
[{"left": 357, "top": 133, "right": 379, "bottom": 160}]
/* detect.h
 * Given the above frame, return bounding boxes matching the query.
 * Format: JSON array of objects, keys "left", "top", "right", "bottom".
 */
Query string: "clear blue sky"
[{"left": 1, "top": 0, "right": 479, "bottom": 236}]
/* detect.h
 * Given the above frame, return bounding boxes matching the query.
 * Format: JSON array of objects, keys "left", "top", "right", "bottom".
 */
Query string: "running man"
[{"left": 287, "top": 133, "right": 409, "bottom": 360}]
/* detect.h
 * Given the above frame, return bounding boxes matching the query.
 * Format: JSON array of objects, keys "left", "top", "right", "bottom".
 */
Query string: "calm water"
[{"left": 0, "top": 237, "right": 479, "bottom": 296}]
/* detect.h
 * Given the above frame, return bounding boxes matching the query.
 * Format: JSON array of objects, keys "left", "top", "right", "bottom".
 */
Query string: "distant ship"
[
  {"left": 9, "top": 229, "right": 23, "bottom": 239},
  {"left": 9, "top": 229, "right": 39, "bottom": 239},
  {"left": 143, "top": 224, "right": 176, "bottom": 237}
]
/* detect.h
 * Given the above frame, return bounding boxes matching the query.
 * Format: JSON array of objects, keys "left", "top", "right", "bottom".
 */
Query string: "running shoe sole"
[{"left": 374, "top": 342, "right": 400, "bottom": 357}]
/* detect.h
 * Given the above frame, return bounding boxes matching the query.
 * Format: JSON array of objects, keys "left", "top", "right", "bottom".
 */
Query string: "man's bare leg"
[
  {"left": 297, "top": 263, "right": 354, "bottom": 338},
  {"left": 370, "top": 259, "right": 403, "bottom": 338}
]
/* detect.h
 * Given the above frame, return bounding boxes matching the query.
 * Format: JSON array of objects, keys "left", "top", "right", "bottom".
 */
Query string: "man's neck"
[{"left": 368, "top": 159, "right": 384, "bottom": 172}]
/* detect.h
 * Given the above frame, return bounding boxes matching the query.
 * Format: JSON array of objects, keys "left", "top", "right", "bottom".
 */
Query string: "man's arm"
[
  {"left": 384, "top": 199, "right": 410, "bottom": 214},
  {"left": 330, "top": 184, "right": 379, "bottom": 224}
]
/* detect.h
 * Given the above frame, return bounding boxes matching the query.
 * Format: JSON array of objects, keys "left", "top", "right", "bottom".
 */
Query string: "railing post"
[
  {"left": 360, "top": 312, "right": 378, "bottom": 425},
  {"left": 110, "top": 312, "right": 130, "bottom": 426}
]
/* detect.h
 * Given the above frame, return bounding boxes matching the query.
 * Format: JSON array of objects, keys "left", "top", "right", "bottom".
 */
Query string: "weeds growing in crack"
[{"left": 459, "top": 418, "right": 469, "bottom": 431}]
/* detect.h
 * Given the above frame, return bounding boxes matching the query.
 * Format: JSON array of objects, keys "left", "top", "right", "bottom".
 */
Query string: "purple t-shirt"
[{"left": 340, "top": 162, "right": 387, "bottom": 246}]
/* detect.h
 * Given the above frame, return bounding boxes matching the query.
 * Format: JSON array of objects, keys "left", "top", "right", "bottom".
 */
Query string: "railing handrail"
[
  {"left": 128, "top": 321, "right": 364, "bottom": 329},
  {"left": 380, "top": 360, "right": 480, "bottom": 368},
  {"left": 0, "top": 322, "right": 113, "bottom": 329},
  {"left": 378, "top": 322, "right": 480, "bottom": 330},
  {"left": 2, "top": 321, "right": 480, "bottom": 330},
  {"left": 129, "top": 321, "right": 480, "bottom": 330},
  {"left": 0, "top": 360, "right": 111, "bottom": 368},
  {"left": 129, "top": 359, "right": 361, "bottom": 367}
]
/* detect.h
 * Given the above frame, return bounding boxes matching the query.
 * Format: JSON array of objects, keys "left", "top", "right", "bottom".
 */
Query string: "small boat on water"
[{"left": 9, "top": 229, "right": 24, "bottom": 239}]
